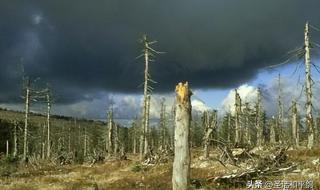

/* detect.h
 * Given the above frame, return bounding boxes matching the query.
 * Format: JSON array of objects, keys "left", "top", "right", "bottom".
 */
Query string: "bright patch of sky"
[{"left": 193, "top": 57, "right": 320, "bottom": 112}]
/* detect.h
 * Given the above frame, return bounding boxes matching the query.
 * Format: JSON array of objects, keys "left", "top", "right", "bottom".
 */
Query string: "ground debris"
[
  {"left": 142, "top": 148, "right": 173, "bottom": 165},
  {"left": 208, "top": 147, "right": 298, "bottom": 187}
]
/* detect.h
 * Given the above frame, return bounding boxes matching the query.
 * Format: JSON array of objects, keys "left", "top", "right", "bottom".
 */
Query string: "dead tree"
[
  {"left": 46, "top": 90, "right": 51, "bottom": 159},
  {"left": 41, "top": 123, "right": 45, "bottom": 159},
  {"left": 171, "top": 103, "right": 176, "bottom": 149},
  {"left": 84, "top": 126, "right": 87, "bottom": 157},
  {"left": 243, "top": 103, "right": 251, "bottom": 146},
  {"left": 6, "top": 140, "right": 9, "bottom": 157},
  {"left": 234, "top": 89, "right": 242, "bottom": 146},
  {"left": 277, "top": 74, "right": 284, "bottom": 144},
  {"left": 203, "top": 110, "right": 217, "bottom": 159},
  {"left": 13, "top": 121, "right": 18, "bottom": 157},
  {"left": 255, "top": 88, "right": 263, "bottom": 147},
  {"left": 139, "top": 117, "right": 144, "bottom": 161},
  {"left": 132, "top": 120, "right": 137, "bottom": 154},
  {"left": 159, "top": 98, "right": 168, "bottom": 150},
  {"left": 291, "top": 100, "right": 299, "bottom": 148},
  {"left": 269, "top": 116, "right": 276, "bottom": 145},
  {"left": 144, "top": 95, "right": 151, "bottom": 155},
  {"left": 107, "top": 109, "right": 114, "bottom": 157},
  {"left": 68, "top": 123, "right": 71, "bottom": 154},
  {"left": 227, "top": 112, "right": 232, "bottom": 143},
  {"left": 140, "top": 35, "right": 151, "bottom": 159},
  {"left": 304, "top": 22, "right": 315, "bottom": 149},
  {"left": 23, "top": 78, "right": 30, "bottom": 162},
  {"left": 138, "top": 35, "right": 161, "bottom": 161},
  {"left": 114, "top": 124, "right": 119, "bottom": 156},
  {"left": 172, "top": 82, "right": 192, "bottom": 190},
  {"left": 20, "top": 66, "right": 47, "bottom": 161},
  {"left": 78, "top": 121, "right": 81, "bottom": 155}
]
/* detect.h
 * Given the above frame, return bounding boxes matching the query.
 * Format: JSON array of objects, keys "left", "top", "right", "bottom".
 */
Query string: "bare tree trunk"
[
  {"left": 172, "top": 82, "right": 192, "bottom": 190},
  {"left": 6, "top": 140, "right": 9, "bottom": 157},
  {"left": 114, "top": 124, "right": 119, "bottom": 157},
  {"left": 234, "top": 89, "right": 241, "bottom": 146},
  {"left": 203, "top": 110, "right": 217, "bottom": 159},
  {"left": 46, "top": 93, "right": 51, "bottom": 159},
  {"left": 270, "top": 116, "right": 276, "bottom": 145},
  {"left": 291, "top": 100, "right": 299, "bottom": 148},
  {"left": 133, "top": 135, "right": 137, "bottom": 154},
  {"left": 159, "top": 98, "right": 167, "bottom": 150},
  {"left": 140, "top": 36, "right": 150, "bottom": 160},
  {"left": 132, "top": 121, "right": 137, "bottom": 154},
  {"left": 139, "top": 119, "right": 144, "bottom": 161},
  {"left": 84, "top": 127, "right": 87, "bottom": 157},
  {"left": 23, "top": 79, "right": 30, "bottom": 162},
  {"left": 107, "top": 110, "right": 114, "bottom": 157},
  {"left": 277, "top": 74, "right": 284, "bottom": 144},
  {"left": 42, "top": 143, "right": 45, "bottom": 159},
  {"left": 243, "top": 103, "right": 251, "bottom": 146},
  {"left": 304, "top": 22, "right": 315, "bottom": 149},
  {"left": 40, "top": 123, "right": 45, "bottom": 159},
  {"left": 171, "top": 104, "right": 176, "bottom": 150},
  {"left": 139, "top": 35, "right": 160, "bottom": 160},
  {"left": 13, "top": 121, "right": 18, "bottom": 157},
  {"left": 144, "top": 95, "right": 151, "bottom": 155},
  {"left": 256, "top": 88, "right": 263, "bottom": 147},
  {"left": 68, "top": 124, "right": 71, "bottom": 154},
  {"left": 78, "top": 121, "right": 81, "bottom": 155},
  {"left": 121, "top": 145, "right": 125, "bottom": 158},
  {"left": 62, "top": 124, "right": 65, "bottom": 151}
]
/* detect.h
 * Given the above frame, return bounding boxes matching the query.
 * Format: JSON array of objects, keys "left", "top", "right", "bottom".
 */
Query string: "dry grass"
[{"left": 0, "top": 148, "right": 319, "bottom": 190}]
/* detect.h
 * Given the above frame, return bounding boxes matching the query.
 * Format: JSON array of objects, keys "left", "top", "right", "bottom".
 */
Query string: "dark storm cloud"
[{"left": 1, "top": 0, "right": 320, "bottom": 103}]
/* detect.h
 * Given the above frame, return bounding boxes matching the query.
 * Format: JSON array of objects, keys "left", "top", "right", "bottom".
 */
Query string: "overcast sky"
[{"left": 1, "top": 0, "right": 320, "bottom": 121}]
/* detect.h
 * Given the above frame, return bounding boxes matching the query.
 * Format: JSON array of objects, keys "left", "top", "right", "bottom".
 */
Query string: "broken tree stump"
[{"left": 172, "top": 82, "right": 192, "bottom": 190}]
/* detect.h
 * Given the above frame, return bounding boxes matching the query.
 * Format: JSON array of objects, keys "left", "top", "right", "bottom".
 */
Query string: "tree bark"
[
  {"left": 41, "top": 123, "right": 45, "bottom": 159},
  {"left": 68, "top": 124, "right": 71, "bottom": 154},
  {"left": 139, "top": 118, "right": 144, "bottom": 161},
  {"left": 270, "top": 116, "right": 276, "bottom": 145},
  {"left": 132, "top": 121, "right": 137, "bottom": 154},
  {"left": 291, "top": 100, "right": 299, "bottom": 148},
  {"left": 277, "top": 74, "right": 284, "bottom": 144},
  {"left": 304, "top": 22, "right": 315, "bottom": 149},
  {"left": 172, "top": 82, "right": 192, "bottom": 190},
  {"left": 256, "top": 88, "right": 263, "bottom": 147},
  {"left": 13, "top": 121, "right": 18, "bottom": 157},
  {"left": 84, "top": 126, "right": 87, "bottom": 157},
  {"left": 159, "top": 98, "right": 167, "bottom": 150},
  {"left": 243, "top": 103, "right": 251, "bottom": 145},
  {"left": 107, "top": 110, "right": 114, "bottom": 157},
  {"left": 46, "top": 93, "right": 51, "bottom": 159},
  {"left": 114, "top": 124, "right": 119, "bottom": 156},
  {"left": 227, "top": 113, "right": 231, "bottom": 143},
  {"left": 203, "top": 110, "right": 217, "bottom": 159},
  {"left": 144, "top": 95, "right": 151, "bottom": 155},
  {"left": 6, "top": 140, "right": 9, "bottom": 157},
  {"left": 234, "top": 89, "right": 241, "bottom": 146},
  {"left": 23, "top": 79, "right": 30, "bottom": 162}
]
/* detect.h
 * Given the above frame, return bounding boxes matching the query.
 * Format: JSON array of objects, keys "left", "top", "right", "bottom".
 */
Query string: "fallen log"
[
  {"left": 207, "top": 164, "right": 298, "bottom": 186},
  {"left": 207, "top": 147, "right": 297, "bottom": 187}
]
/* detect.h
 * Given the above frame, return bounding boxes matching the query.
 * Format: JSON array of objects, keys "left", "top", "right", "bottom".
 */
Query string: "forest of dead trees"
[{"left": 0, "top": 22, "right": 320, "bottom": 189}]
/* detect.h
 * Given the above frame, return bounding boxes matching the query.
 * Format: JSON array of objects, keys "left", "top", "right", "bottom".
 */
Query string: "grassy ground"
[{"left": 0, "top": 148, "right": 319, "bottom": 190}]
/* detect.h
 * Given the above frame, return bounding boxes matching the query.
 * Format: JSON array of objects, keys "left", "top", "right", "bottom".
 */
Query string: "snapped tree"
[{"left": 172, "top": 82, "right": 192, "bottom": 190}]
